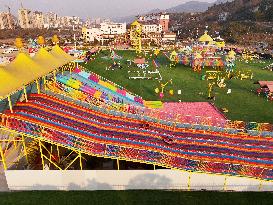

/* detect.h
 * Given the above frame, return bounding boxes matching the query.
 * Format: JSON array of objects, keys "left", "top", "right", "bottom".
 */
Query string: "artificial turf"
[
  {"left": 0, "top": 190, "right": 273, "bottom": 205},
  {"left": 83, "top": 50, "right": 273, "bottom": 123}
]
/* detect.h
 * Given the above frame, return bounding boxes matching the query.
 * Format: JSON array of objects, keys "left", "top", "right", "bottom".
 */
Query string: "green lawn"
[
  {"left": 83, "top": 50, "right": 273, "bottom": 123},
  {"left": 1, "top": 191, "right": 273, "bottom": 205}
]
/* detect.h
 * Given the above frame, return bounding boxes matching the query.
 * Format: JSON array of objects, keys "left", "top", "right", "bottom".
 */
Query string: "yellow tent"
[
  {"left": 0, "top": 46, "right": 75, "bottom": 99},
  {"left": 171, "top": 50, "right": 177, "bottom": 56},
  {"left": 0, "top": 67, "right": 23, "bottom": 98},
  {"left": 50, "top": 45, "right": 76, "bottom": 63},
  {"left": 33, "top": 47, "right": 64, "bottom": 72},
  {"left": 5, "top": 52, "right": 47, "bottom": 83},
  {"left": 228, "top": 50, "right": 236, "bottom": 58},
  {"left": 131, "top": 20, "right": 141, "bottom": 26},
  {"left": 215, "top": 41, "right": 225, "bottom": 48},
  {"left": 199, "top": 31, "right": 214, "bottom": 43}
]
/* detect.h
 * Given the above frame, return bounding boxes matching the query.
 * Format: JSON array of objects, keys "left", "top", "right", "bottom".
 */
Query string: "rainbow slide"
[
  {"left": 73, "top": 69, "right": 144, "bottom": 105},
  {"left": 57, "top": 73, "right": 144, "bottom": 106},
  {"left": 3, "top": 93, "right": 273, "bottom": 180}
]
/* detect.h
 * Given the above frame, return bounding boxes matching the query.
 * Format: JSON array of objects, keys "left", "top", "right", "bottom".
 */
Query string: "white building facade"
[
  {"left": 100, "top": 22, "right": 126, "bottom": 35},
  {"left": 142, "top": 23, "right": 163, "bottom": 33},
  {"left": 82, "top": 22, "right": 126, "bottom": 42},
  {"left": 82, "top": 27, "right": 102, "bottom": 42}
]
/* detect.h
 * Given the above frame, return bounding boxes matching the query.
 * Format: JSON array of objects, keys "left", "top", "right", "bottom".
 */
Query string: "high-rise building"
[
  {"left": 138, "top": 13, "right": 170, "bottom": 33},
  {"left": 0, "top": 12, "right": 16, "bottom": 29},
  {"left": 18, "top": 8, "right": 82, "bottom": 29},
  {"left": 32, "top": 11, "right": 44, "bottom": 29},
  {"left": 18, "top": 8, "right": 32, "bottom": 28},
  {"left": 18, "top": 9, "right": 45, "bottom": 29},
  {"left": 159, "top": 14, "right": 169, "bottom": 32},
  {"left": 43, "top": 12, "right": 58, "bottom": 28}
]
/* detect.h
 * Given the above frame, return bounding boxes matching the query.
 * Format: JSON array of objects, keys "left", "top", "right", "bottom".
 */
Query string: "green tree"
[
  {"left": 15, "top": 37, "right": 24, "bottom": 50},
  {"left": 37, "top": 36, "right": 45, "bottom": 47},
  {"left": 52, "top": 35, "right": 59, "bottom": 45}
]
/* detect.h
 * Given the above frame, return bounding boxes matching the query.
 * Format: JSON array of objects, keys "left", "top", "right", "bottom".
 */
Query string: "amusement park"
[{"left": 0, "top": 0, "right": 273, "bottom": 204}]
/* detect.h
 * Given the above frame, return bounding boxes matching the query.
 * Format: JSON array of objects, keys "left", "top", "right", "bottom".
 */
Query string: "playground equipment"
[
  {"left": 263, "top": 63, "right": 273, "bottom": 71},
  {"left": 256, "top": 81, "right": 273, "bottom": 101},
  {"left": 226, "top": 50, "right": 236, "bottom": 72},
  {"left": 238, "top": 70, "right": 253, "bottom": 80},
  {"left": 155, "top": 79, "right": 174, "bottom": 99},
  {"left": 169, "top": 51, "right": 179, "bottom": 68},
  {"left": 241, "top": 50, "right": 259, "bottom": 63},
  {"left": 154, "top": 48, "right": 160, "bottom": 57},
  {"left": 192, "top": 53, "right": 203, "bottom": 72},
  {"left": 128, "top": 58, "right": 162, "bottom": 80},
  {"left": 130, "top": 21, "right": 142, "bottom": 54},
  {"left": 217, "top": 78, "right": 226, "bottom": 88},
  {"left": 1, "top": 45, "right": 273, "bottom": 185},
  {"left": 2, "top": 92, "right": 273, "bottom": 181},
  {"left": 110, "top": 50, "right": 123, "bottom": 60},
  {"left": 165, "top": 46, "right": 225, "bottom": 72},
  {"left": 208, "top": 82, "right": 216, "bottom": 99}
]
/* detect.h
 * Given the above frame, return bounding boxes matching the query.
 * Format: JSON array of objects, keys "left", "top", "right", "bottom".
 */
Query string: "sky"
[{"left": 0, "top": 0, "right": 215, "bottom": 19}]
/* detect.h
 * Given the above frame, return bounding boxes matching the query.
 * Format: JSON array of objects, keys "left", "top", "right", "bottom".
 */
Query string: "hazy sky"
[{"left": 0, "top": 0, "right": 215, "bottom": 19}]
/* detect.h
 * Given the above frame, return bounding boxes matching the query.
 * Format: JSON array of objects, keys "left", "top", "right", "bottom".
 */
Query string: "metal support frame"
[
  {"left": 0, "top": 131, "right": 28, "bottom": 170},
  {"left": 53, "top": 70, "right": 57, "bottom": 83},
  {"left": 38, "top": 140, "right": 45, "bottom": 170},
  {"left": 0, "top": 146, "right": 7, "bottom": 170},
  {"left": 21, "top": 135, "right": 28, "bottom": 164},
  {"left": 57, "top": 145, "right": 60, "bottom": 163},
  {"left": 187, "top": 172, "right": 191, "bottom": 191},
  {"left": 38, "top": 140, "right": 83, "bottom": 170},
  {"left": 36, "top": 79, "right": 40, "bottom": 94},
  {"left": 0, "top": 126, "right": 270, "bottom": 191},
  {"left": 7, "top": 95, "right": 13, "bottom": 113},
  {"left": 23, "top": 86, "right": 28, "bottom": 102},
  {"left": 259, "top": 180, "right": 263, "bottom": 191},
  {"left": 43, "top": 76, "right": 47, "bottom": 91},
  {"left": 117, "top": 158, "right": 120, "bottom": 170},
  {"left": 223, "top": 176, "right": 228, "bottom": 191}
]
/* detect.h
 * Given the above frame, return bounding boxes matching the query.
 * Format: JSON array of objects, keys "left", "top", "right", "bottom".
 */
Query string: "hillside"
[
  {"left": 169, "top": 0, "right": 273, "bottom": 48},
  {"left": 166, "top": 1, "right": 212, "bottom": 13},
  {"left": 204, "top": 0, "right": 273, "bottom": 21},
  {"left": 113, "top": 0, "right": 232, "bottom": 23},
  {"left": 166, "top": 0, "right": 233, "bottom": 13}
]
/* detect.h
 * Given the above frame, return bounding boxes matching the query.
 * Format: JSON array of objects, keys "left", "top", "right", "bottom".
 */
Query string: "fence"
[{"left": 4, "top": 170, "right": 273, "bottom": 191}]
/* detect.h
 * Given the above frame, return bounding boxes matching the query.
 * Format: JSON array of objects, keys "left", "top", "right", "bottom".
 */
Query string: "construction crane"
[
  {"left": 19, "top": 0, "right": 24, "bottom": 9},
  {"left": 5, "top": 5, "right": 11, "bottom": 14}
]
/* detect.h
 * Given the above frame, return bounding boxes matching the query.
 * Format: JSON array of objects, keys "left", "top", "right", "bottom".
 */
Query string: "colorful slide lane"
[
  {"left": 2, "top": 94, "right": 273, "bottom": 180},
  {"left": 57, "top": 70, "right": 144, "bottom": 106}
]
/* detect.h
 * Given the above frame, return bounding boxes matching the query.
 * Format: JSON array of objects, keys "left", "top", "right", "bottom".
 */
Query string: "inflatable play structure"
[
  {"left": 164, "top": 32, "right": 234, "bottom": 72},
  {"left": 1, "top": 45, "right": 273, "bottom": 184}
]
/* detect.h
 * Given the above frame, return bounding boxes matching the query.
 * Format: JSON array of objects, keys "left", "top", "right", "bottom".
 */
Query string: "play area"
[
  {"left": 1, "top": 32, "right": 273, "bottom": 190},
  {"left": 83, "top": 48, "right": 273, "bottom": 124}
]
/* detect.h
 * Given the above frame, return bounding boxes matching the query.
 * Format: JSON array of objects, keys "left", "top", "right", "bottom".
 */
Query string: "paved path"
[
  {"left": 0, "top": 165, "right": 9, "bottom": 192},
  {"left": 0, "top": 142, "right": 25, "bottom": 192}
]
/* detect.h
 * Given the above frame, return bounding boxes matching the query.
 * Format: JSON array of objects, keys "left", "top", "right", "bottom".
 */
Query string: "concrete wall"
[{"left": 5, "top": 170, "right": 273, "bottom": 191}]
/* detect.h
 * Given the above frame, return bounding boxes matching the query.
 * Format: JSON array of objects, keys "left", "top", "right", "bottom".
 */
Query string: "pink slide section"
[{"left": 160, "top": 102, "right": 227, "bottom": 125}]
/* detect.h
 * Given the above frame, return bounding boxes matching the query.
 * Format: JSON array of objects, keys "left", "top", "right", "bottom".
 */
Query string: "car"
[
  {"left": 0, "top": 44, "right": 8, "bottom": 49},
  {"left": 2, "top": 49, "right": 12, "bottom": 54},
  {"left": 9, "top": 48, "right": 18, "bottom": 52}
]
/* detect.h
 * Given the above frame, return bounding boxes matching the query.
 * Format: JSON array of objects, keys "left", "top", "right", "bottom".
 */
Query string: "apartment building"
[{"left": 0, "top": 12, "right": 16, "bottom": 29}]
